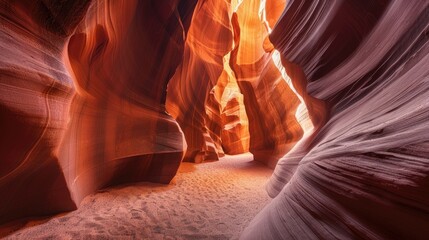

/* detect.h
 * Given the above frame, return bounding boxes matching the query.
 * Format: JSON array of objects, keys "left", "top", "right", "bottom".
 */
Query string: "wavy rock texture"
[
  {"left": 63, "top": 0, "right": 191, "bottom": 205},
  {"left": 2, "top": 0, "right": 428, "bottom": 238},
  {"left": 0, "top": 0, "right": 91, "bottom": 224},
  {"left": 220, "top": 70, "right": 250, "bottom": 155},
  {"left": 166, "top": 0, "right": 234, "bottom": 162},
  {"left": 205, "top": 87, "right": 225, "bottom": 159},
  {"left": 0, "top": 0, "right": 194, "bottom": 223},
  {"left": 242, "top": 0, "right": 429, "bottom": 239},
  {"left": 168, "top": 0, "right": 303, "bottom": 166},
  {"left": 230, "top": 0, "right": 304, "bottom": 167}
]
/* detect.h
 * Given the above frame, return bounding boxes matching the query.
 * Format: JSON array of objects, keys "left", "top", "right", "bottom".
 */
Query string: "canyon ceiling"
[{"left": 1, "top": 0, "right": 429, "bottom": 239}]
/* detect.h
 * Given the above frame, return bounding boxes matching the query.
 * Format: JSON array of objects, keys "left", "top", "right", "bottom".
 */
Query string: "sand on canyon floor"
[{"left": 2, "top": 153, "right": 272, "bottom": 239}]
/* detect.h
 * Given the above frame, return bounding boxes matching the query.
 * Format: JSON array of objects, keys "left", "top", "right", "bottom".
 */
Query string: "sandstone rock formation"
[
  {"left": 0, "top": 0, "right": 91, "bottom": 224},
  {"left": 166, "top": 0, "right": 234, "bottom": 162},
  {"left": 0, "top": 0, "right": 194, "bottom": 224},
  {"left": 220, "top": 76, "right": 250, "bottom": 155},
  {"left": 2, "top": 1, "right": 429, "bottom": 238},
  {"left": 167, "top": 0, "right": 304, "bottom": 166},
  {"left": 63, "top": 0, "right": 190, "bottom": 205},
  {"left": 242, "top": 0, "right": 429, "bottom": 239},
  {"left": 230, "top": 0, "right": 304, "bottom": 167}
]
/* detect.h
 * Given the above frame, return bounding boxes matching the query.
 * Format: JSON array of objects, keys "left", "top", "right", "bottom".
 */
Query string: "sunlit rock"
[
  {"left": 218, "top": 60, "right": 250, "bottom": 155},
  {"left": 2, "top": 1, "right": 428, "bottom": 238},
  {"left": 230, "top": 0, "right": 303, "bottom": 167},
  {"left": 221, "top": 89, "right": 250, "bottom": 155},
  {"left": 205, "top": 88, "right": 225, "bottom": 158},
  {"left": 166, "top": 0, "right": 233, "bottom": 162}
]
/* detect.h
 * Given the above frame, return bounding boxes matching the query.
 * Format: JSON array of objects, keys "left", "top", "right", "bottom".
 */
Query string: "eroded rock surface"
[
  {"left": 242, "top": 1, "right": 429, "bottom": 239},
  {"left": 220, "top": 78, "right": 250, "bottom": 155},
  {"left": 0, "top": 0, "right": 90, "bottom": 224},
  {"left": 167, "top": 0, "right": 304, "bottom": 165},
  {"left": 166, "top": 0, "right": 234, "bottom": 162},
  {"left": 0, "top": 0, "right": 193, "bottom": 223},
  {"left": 63, "top": 0, "right": 190, "bottom": 204},
  {"left": 230, "top": 0, "right": 304, "bottom": 167}
]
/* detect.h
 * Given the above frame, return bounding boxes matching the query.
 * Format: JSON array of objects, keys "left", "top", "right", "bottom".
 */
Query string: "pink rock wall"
[{"left": 242, "top": 0, "right": 429, "bottom": 238}]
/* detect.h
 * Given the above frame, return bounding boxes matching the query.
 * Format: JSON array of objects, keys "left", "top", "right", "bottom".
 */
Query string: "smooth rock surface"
[
  {"left": 0, "top": 0, "right": 193, "bottom": 223},
  {"left": 242, "top": 1, "right": 429, "bottom": 239},
  {"left": 166, "top": 0, "right": 234, "bottom": 162},
  {"left": 0, "top": 0, "right": 90, "bottom": 224},
  {"left": 230, "top": 0, "right": 304, "bottom": 167},
  {"left": 63, "top": 0, "right": 190, "bottom": 204}
]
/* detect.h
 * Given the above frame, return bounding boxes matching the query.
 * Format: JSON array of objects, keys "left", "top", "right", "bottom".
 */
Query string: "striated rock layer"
[
  {"left": 166, "top": 0, "right": 234, "bottom": 163},
  {"left": 0, "top": 0, "right": 194, "bottom": 224},
  {"left": 230, "top": 0, "right": 304, "bottom": 167},
  {"left": 220, "top": 70, "right": 250, "bottom": 155},
  {"left": 168, "top": 0, "right": 304, "bottom": 165},
  {"left": 242, "top": 0, "right": 429, "bottom": 239},
  {"left": 3, "top": 1, "right": 428, "bottom": 238},
  {"left": 0, "top": 0, "right": 91, "bottom": 224},
  {"left": 63, "top": 0, "right": 190, "bottom": 205}
]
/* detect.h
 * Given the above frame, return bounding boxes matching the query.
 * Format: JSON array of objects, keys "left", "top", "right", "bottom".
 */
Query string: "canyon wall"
[
  {"left": 242, "top": 0, "right": 429, "bottom": 239},
  {"left": 168, "top": 0, "right": 304, "bottom": 166},
  {"left": 166, "top": 0, "right": 234, "bottom": 162},
  {"left": 231, "top": 0, "right": 304, "bottom": 167},
  {"left": 2, "top": 1, "right": 427, "bottom": 237},
  {"left": 62, "top": 0, "right": 191, "bottom": 205},
  {"left": 0, "top": 0, "right": 194, "bottom": 223},
  {"left": 0, "top": 0, "right": 91, "bottom": 224}
]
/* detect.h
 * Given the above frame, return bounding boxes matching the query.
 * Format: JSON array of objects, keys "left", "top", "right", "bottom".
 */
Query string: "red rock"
[
  {"left": 3, "top": 1, "right": 428, "bottom": 239},
  {"left": 62, "top": 0, "right": 190, "bottom": 205},
  {"left": 216, "top": 63, "right": 251, "bottom": 155},
  {"left": 221, "top": 90, "right": 250, "bottom": 155},
  {"left": 0, "top": 0, "right": 90, "bottom": 224},
  {"left": 0, "top": 0, "right": 193, "bottom": 223},
  {"left": 166, "top": 0, "right": 233, "bottom": 162}
]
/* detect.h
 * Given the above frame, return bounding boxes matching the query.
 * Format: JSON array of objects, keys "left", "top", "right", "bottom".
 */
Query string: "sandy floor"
[{"left": 3, "top": 153, "right": 272, "bottom": 239}]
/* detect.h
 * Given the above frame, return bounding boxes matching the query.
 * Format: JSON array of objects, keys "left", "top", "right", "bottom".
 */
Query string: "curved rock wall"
[
  {"left": 0, "top": 0, "right": 90, "bottom": 224},
  {"left": 220, "top": 70, "right": 250, "bottom": 155},
  {"left": 168, "top": 0, "right": 304, "bottom": 165},
  {"left": 2, "top": 1, "right": 425, "bottom": 237},
  {"left": 242, "top": 0, "right": 429, "bottom": 239},
  {"left": 63, "top": 0, "right": 189, "bottom": 204},
  {"left": 0, "top": 0, "right": 193, "bottom": 223},
  {"left": 166, "top": 0, "right": 234, "bottom": 162},
  {"left": 230, "top": 0, "right": 304, "bottom": 167}
]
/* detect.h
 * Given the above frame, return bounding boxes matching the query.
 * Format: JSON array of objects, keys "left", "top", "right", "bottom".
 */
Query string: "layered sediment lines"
[
  {"left": 168, "top": 0, "right": 304, "bottom": 165},
  {"left": 0, "top": 0, "right": 193, "bottom": 223},
  {"left": 166, "top": 0, "right": 234, "bottom": 162},
  {"left": 0, "top": 0, "right": 91, "bottom": 224},
  {"left": 242, "top": 1, "right": 429, "bottom": 239},
  {"left": 230, "top": 0, "right": 304, "bottom": 167},
  {"left": 3, "top": 1, "right": 428, "bottom": 238},
  {"left": 63, "top": 0, "right": 190, "bottom": 204}
]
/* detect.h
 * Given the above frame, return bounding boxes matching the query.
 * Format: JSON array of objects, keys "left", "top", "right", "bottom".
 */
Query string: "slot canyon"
[{"left": 0, "top": 0, "right": 428, "bottom": 239}]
